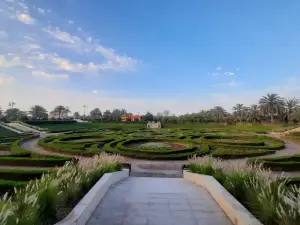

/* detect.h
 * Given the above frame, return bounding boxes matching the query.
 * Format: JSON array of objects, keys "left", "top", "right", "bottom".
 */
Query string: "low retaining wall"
[
  {"left": 55, "top": 170, "right": 129, "bottom": 225},
  {"left": 183, "top": 171, "right": 262, "bottom": 225}
]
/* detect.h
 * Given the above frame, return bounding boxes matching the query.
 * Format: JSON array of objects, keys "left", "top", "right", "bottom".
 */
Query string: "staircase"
[
  {"left": 9, "top": 123, "right": 40, "bottom": 133},
  {"left": 0, "top": 121, "right": 24, "bottom": 134}
]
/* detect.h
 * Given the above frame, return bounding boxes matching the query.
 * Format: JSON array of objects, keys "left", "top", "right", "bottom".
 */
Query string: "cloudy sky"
[{"left": 1, "top": 0, "right": 300, "bottom": 115}]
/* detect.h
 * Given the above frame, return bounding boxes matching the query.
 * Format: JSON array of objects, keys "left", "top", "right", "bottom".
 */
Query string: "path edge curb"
[
  {"left": 183, "top": 171, "right": 262, "bottom": 225},
  {"left": 55, "top": 169, "right": 129, "bottom": 225}
]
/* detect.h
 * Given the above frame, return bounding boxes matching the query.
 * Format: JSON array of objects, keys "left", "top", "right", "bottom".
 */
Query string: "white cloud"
[
  {"left": 24, "top": 35, "right": 36, "bottom": 41},
  {"left": 16, "top": 13, "right": 35, "bottom": 24},
  {"left": 236, "top": 68, "right": 240, "bottom": 71},
  {"left": 216, "top": 66, "right": 222, "bottom": 70},
  {"left": 68, "top": 20, "right": 74, "bottom": 25},
  {"left": 32, "top": 71, "right": 69, "bottom": 80},
  {"left": 43, "top": 27, "right": 80, "bottom": 44},
  {"left": 224, "top": 72, "right": 235, "bottom": 76},
  {"left": 37, "top": 8, "right": 45, "bottom": 14},
  {"left": 92, "top": 90, "right": 98, "bottom": 94}
]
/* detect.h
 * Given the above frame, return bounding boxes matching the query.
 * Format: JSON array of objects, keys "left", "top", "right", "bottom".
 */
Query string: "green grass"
[
  {"left": 164, "top": 123, "right": 298, "bottom": 133},
  {"left": 36, "top": 122, "right": 144, "bottom": 132},
  {"left": 0, "top": 127, "right": 19, "bottom": 137}
]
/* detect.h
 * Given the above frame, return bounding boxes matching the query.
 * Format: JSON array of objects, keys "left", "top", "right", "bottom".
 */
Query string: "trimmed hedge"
[
  {"left": 248, "top": 154, "right": 300, "bottom": 171},
  {"left": 116, "top": 138, "right": 198, "bottom": 155},
  {"left": 0, "top": 157, "right": 75, "bottom": 167},
  {"left": 202, "top": 134, "right": 285, "bottom": 150},
  {"left": 0, "top": 169, "right": 52, "bottom": 181},
  {"left": 212, "top": 148, "right": 275, "bottom": 159},
  {"left": 104, "top": 139, "right": 210, "bottom": 160},
  {"left": 0, "top": 179, "right": 28, "bottom": 194}
]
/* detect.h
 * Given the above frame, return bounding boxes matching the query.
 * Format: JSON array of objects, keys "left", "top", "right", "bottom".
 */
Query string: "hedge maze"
[
  {"left": 0, "top": 132, "right": 74, "bottom": 194},
  {"left": 1, "top": 126, "right": 297, "bottom": 194},
  {"left": 37, "top": 128, "right": 285, "bottom": 160}
]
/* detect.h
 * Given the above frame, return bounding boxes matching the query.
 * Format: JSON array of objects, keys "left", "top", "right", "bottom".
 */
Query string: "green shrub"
[
  {"left": 212, "top": 148, "right": 275, "bottom": 159},
  {"left": 0, "top": 169, "right": 52, "bottom": 181},
  {"left": 0, "top": 179, "right": 28, "bottom": 194}
]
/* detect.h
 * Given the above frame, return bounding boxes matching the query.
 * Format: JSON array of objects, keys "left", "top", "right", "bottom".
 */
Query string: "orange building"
[{"left": 121, "top": 115, "right": 142, "bottom": 122}]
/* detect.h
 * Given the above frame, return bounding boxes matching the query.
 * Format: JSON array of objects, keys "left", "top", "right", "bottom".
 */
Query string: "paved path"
[{"left": 87, "top": 177, "right": 232, "bottom": 225}]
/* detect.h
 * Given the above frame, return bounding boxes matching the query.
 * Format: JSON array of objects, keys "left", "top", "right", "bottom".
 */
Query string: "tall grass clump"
[
  {"left": 0, "top": 153, "right": 124, "bottom": 225},
  {"left": 188, "top": 156, "right": 300, "bottom": 225}
]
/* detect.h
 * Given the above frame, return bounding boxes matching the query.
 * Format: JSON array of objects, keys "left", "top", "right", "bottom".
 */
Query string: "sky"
[{"left": 0, "top": 0, "right": 300, "bottom": 115}]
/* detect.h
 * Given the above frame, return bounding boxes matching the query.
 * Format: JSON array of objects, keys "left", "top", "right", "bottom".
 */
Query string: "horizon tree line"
[{"left": 0, "top": 93, "right": 299, "bottom": 124}]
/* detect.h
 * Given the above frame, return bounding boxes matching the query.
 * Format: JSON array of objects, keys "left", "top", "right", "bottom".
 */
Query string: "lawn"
[
  {"left": 164, "top": 123, "right": 299, "bottom": 133},
  {"left": 0, "top": 127, "right": 19, "bottom": 137},
  {"left": 36, "top": 122, "right": 145, "bottom": 132}
]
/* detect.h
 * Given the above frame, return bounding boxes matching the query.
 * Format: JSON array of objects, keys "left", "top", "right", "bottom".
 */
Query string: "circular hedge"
[{"left": 37, "top": 128, "right": 285, "bottom": 160}]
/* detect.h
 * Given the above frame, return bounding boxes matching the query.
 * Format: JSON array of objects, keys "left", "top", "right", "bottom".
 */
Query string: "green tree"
[
  {"left": 289, "top": 109, "right": 300, "bottom": 123},
  {"left": 259, "top": 94, "right": 285, "bottom": 123},
  {"left": 51, "top": 105, "right": 68, "bottom": 119},
  {"left": 73, "top": 112, "right": 80, "bottom": 119},
  {"left": 247, "top": 104, "right": 261, "bottom": 123},
  {"left": 285, "top": 98, "right": 299, "bottom": 114},
  {"left": 90, "top": 108, "right": 102, "bottom": 120},
  {"left": 232, "top": 103, "right": 249, "bottom": 123},
  {"left": 103, "top": 110, "right": 112, "bottom": 121},
  {"left": 29, "top": 105, "right": 48, "bottom": 120},
  {"left": 212, "top": 106, "right": 227, "bottom": 122},
  {"left": 4, "top": 108, "right": 21, "bottom": 121},
  {"left": 142, "top": 112, "right": 154, "bottom": 121}
]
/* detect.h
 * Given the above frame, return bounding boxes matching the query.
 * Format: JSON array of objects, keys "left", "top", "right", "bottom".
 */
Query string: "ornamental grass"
[
  {"left": 188, "top": 156, "right": 300, "bottom": 225},
  {"left": 0, "top": 153, "right": 124, "bottom": 225}
]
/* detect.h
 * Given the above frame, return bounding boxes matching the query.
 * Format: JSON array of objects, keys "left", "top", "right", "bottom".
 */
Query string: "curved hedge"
[
  {"left": 104, "top": 138, "right": 210, "bottom": 160},
  {"left": 248, "top": 154, "right": 300, "bottom": 171}
]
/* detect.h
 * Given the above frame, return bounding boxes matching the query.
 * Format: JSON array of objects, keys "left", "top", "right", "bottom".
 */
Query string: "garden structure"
[{"left": 0, "top": 124, "right": 300, "bottom": 225}]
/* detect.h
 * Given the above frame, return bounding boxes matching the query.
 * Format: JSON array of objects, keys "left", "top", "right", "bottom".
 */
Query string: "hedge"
[
  {"left": 104, "top": 139, "right": 210, "bottom": 160},
  {"left": 0, "top": 169, "right": 52, "bottom": 181},
  {"left": 212, "top": 148, "right": 275, "bottom": 159},
  {"left": 116, "top": 138, "right": 198, "bottom": 155},
  {"left": 248, "top": 155, "right": 300, "bottom": 171},
  {"left": 201, "top": 134, "right": 285, "bottom": 150},
  {"left": 0, "top": 157, "right": 75, "bottom": 167},
  {"left": 0, "top": 179, "right": 28, "bottom": 194},
  {"left": 26, "top": 120, "right": 77, "bottom": 125}
]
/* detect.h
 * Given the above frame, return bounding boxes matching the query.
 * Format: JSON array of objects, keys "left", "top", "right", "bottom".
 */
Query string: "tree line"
[{"left": 0, "top": 94, "right": 299, "bottom": 124}]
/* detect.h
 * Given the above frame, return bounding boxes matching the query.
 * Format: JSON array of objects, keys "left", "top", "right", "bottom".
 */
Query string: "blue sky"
[{"left": 0, "top": 0, "right": 300, "bottom": 114}]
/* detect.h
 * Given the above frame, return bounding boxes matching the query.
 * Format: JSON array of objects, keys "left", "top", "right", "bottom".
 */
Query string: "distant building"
[
  {"left": 121, "top": 115, "right": 142, "bottom": 122},
  {"left": 147, "top": 121, "right": 161, "bottom": 129}
]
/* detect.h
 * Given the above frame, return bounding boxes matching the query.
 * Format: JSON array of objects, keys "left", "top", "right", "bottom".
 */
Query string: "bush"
[
  {"left": 188, "top": 156, "right": 300, "bottom": 225},
  {"left": 212, "top": 148, "right": 275, "bottom": 159},
  {"left": 0, "top": 154, "right": 123, "bottom": 225},
  {"left": 248, "top": 154, "right": 300, "bottom": 171},
  {"left": 0, "top": 179, "right": 28, "bottom": 195},
  {"left": 0, "top": 169, "right": 52, "bottom": 181}
]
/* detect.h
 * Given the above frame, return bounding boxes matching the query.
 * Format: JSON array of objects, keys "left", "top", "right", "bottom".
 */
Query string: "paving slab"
[{"left": 87, "top": 177, "right": 232, "bottom": 225}]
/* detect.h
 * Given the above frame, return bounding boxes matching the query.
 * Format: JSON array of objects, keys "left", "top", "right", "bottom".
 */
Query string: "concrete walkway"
[{"left": 87, "top": 177, "right": 232, "bottom": 225}]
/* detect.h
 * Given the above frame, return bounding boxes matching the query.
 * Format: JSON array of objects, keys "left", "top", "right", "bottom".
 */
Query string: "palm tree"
[
  {"left": 247, "top": 104, "right": 260, "bottom": 123},
  {"left": 212, "top": 106, "right": 227, "bottom": 122},
  {"left": 285, "top": 98, "right": 300, "bottom": 114},
  {"left": 52, "top": 105, "right": 67, "bottom": 119},
  {"left": 289, "top": 109, "right": 300, "bottom": 123},
  {"left": 259, "top": 93, "right": 285, "bottom": 123},
  {"left": 29, "top": 105, "right": 47, "bottom": 120},
  {"left": 232, "top": 104, "right": 249, "bottom": 123}
]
